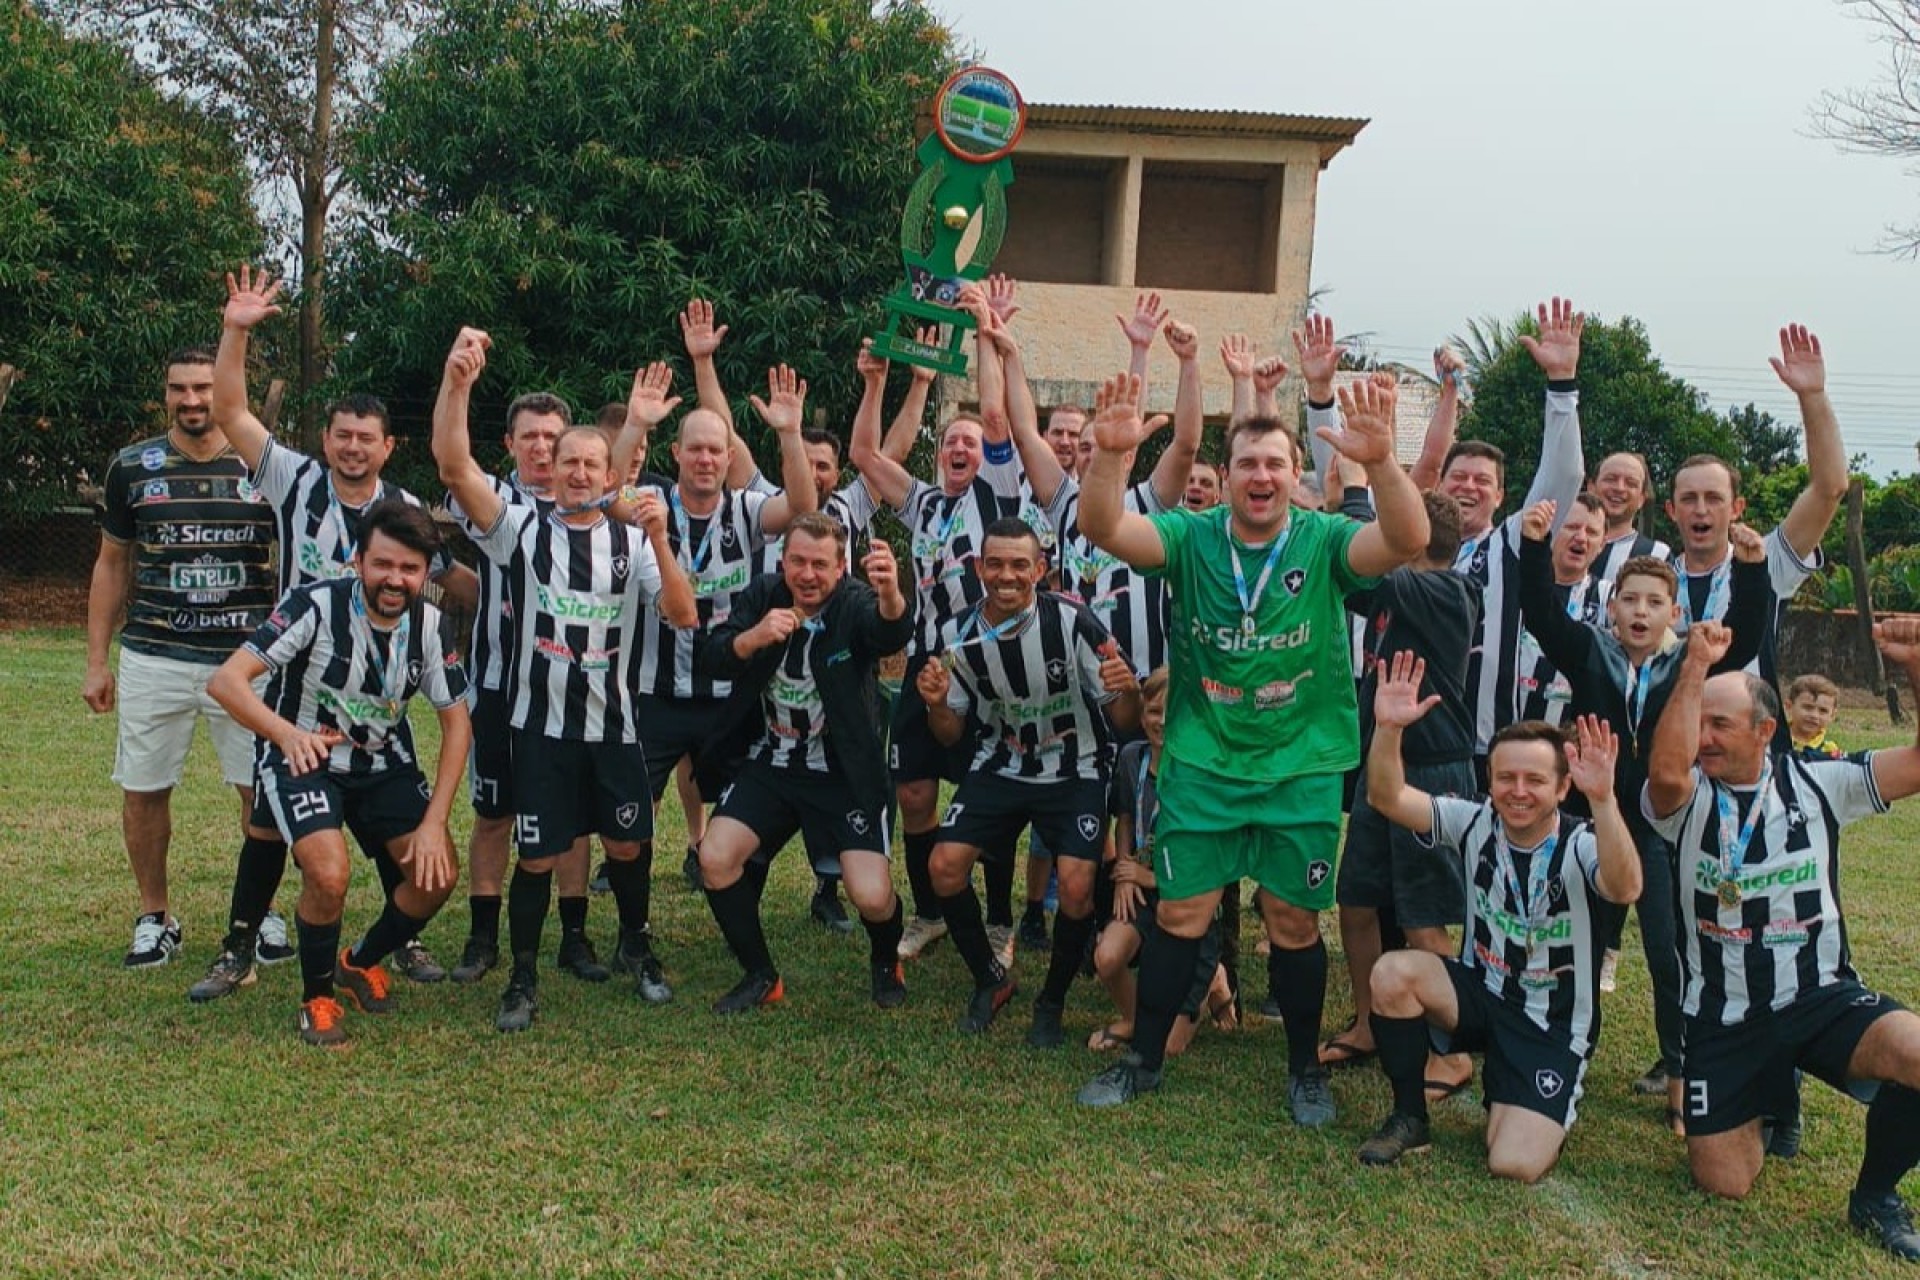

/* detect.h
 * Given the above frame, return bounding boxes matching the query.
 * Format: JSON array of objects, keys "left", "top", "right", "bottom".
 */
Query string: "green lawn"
[{"left": 4, "top": 628, "right": 1918, "bottom": 1278}]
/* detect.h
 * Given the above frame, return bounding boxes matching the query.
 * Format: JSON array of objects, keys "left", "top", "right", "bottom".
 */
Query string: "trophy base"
[{"left": 871, "top": 293, "right": 974, "bottom": 377}]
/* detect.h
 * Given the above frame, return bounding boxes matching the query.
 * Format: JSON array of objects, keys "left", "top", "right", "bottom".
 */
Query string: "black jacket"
[{"left": 693, "top": 570, "right": 915, "bottom": 817}]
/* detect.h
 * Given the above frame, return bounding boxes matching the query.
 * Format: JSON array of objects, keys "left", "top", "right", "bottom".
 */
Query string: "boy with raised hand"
[{"left": 1358, "top": 655, "right": 1641, "bottom": 1180}]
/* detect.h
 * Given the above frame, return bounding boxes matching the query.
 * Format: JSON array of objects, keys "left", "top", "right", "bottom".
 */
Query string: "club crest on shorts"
[
  {"left": 1077, "top": 813, "right": 1099, "bottom": 841},
  {"left": 1535, "top": 1068, "right": 1565, "bottom": 1099},
  {"left": 1306, "top": 859, "right": 1331, "bottom": 889},
  {"left": 846, "top": 810, "right": 870, "bottom": 836},
  {"left": 1281, "top": 566, "right": 1307, "bottom": 596},
  {"left": 615, "top": 802, "right": 640, "bottom": 828}
]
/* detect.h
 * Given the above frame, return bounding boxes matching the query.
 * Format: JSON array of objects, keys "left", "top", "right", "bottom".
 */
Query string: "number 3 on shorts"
[{"left": 1686, "top": 1077, "right": 1709, "bottom": 1118}]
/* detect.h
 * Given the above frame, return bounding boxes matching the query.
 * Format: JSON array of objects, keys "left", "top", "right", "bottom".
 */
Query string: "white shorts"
[{"left": 111, "top": 647, "right": 259, "bottom": 792}]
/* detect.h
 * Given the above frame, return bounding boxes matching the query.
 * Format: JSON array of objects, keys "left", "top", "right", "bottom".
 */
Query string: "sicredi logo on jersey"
[{"left": 1191, "top": 618, "right": 1313, "bottom": 655}]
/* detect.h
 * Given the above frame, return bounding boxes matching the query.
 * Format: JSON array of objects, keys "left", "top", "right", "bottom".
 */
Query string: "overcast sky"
[{"left": 938, "top": 0, "right": 1920, "bottom": 477}]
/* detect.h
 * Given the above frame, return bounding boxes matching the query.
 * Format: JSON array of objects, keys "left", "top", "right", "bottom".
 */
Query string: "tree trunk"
[
  {"left": 1844, "top": 476, "right": 1902, "bottom": 724},
  {"left": 0, "top": 365, "right": 17, "bottom": 416},
  {"left": 297, "top": 0, "right": 339, "bottom": 452},
  {"left": 261, "top": 379, "right": 287, "bottom": 437}
]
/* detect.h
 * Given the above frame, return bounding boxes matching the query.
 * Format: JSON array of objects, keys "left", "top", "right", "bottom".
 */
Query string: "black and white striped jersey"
[
  {"left": 1670, "top": 527, "right": 1819, "bottom": 689},
  {"left": 449, "top": 473, "right": 548, "bottom": 694},
  {"left": 631, "top": 484, "right": 770, "bottom": 700},
  {"left": 750, "top": 619, "right": 833, "bottom": 774},
  {"left": 473, "top": 506, "right": 664, "bottom": 742},
  {"left": 897, "top": 475, "right": 1029, "bottom": 660},
  {"left": 1644, "top": 752, "right": 1887, "bottom": 1025},
  {"left": 941, "top": 591, "right": 1122, "bottom": 784},
  {"left": 1424, "top": 797, "right": 1610, "bottom": 1056},
  {"left": 1050, "top": 476, "right": 1172, "bottom": 678},
  {"left": 244, "top": 578, "right": 468, "bottom": 776},
  {"left": 1516, "top": 574, "right": 1611, "bottom": 726},
  {"left": 252, "top": 441, "right": 449, "bottom": 595},
  {"left": 1590, "top": 529, "right": 1671, "bottom": 586},
  {"left": 751, "top": 475, "right": 881, "bottom": 576}
]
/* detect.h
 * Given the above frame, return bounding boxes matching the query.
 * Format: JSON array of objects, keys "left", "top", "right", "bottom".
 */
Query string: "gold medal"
[{"left": 1717, "top": 878, "right": 1742, "bottom": 910}]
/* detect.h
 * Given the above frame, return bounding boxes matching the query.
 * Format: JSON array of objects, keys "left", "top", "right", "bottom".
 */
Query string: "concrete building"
[{"left": 942, "top": 102, "right": 1367, "bottom": 431}]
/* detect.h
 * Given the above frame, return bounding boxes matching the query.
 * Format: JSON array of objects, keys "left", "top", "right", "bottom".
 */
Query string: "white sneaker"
[
  {"left": 988, "top": 924, "right": 1016, "bottom": 973},
  {"left": 256, "top": 910, "right": 296, "bottom": 965},
  {"left": 124, "top": 912, "right": 182, "bottom": 968},
  {"left": 1599, "top": 948, "right": 1620, "bottom": 994},
  {"left": 897, "top": 915, "right": 948, "bottom": 960}
]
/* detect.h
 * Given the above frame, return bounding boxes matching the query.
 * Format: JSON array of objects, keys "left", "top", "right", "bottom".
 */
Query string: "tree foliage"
[
  {"left": 330, "top": 0, "right": 959, "bottom": 489},
  {"left": 1458, "top": 312, "right": 1742, "bottom": 539},
  {"left": 0, "top": 2, "right": 261, "bottom": 516}
]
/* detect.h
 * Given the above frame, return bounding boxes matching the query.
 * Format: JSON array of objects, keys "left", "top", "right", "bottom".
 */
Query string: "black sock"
[
  {"left": 1268, "top": 938, "right": 1329, "bottom": 1077},
  {"left": 744, "top": 854, "right": 771, "bottom": 904},
  {"left": 469, "top": 894, "right": 502, "bottom": 944},
  {"left": 557, "top": 895, "right": 588, "bottom": 942},
  {"left": 1022, "top": 898, "right": 1047, "bottom": 926},
  {"left": 508, "top": 865, "right": 553, "bottom": 971},
  {"left": 862, "top": 897, "right": 904, "bottom": 969},
  {"left": 1132, "top": 929, "right": 1205, "bottom": 1073},
  {"left": 603, "top": 855, "right": 647, "bottom": 935},
  {"left": 1371, "top": 1011, "right": 1432, "bottom": 1122},
  {"left": 1040, "top": 911, "right": 1095, "bottom": 1008},
  {"left": 296, "top": 914, "right": 341, "bottom": 1002},
  {"left": 1856, "top": 1082, "right": 1920, "bottom": 1200},
  {"left": 705, "top": 877, "right": 774, "bottom": 976},
  {"left": 983, "top": 843, "right": 1015, "bottom": 927},
  {"left": 814, "top": 872, "right": 840, "bottom": 899},
  {"left": 904, "top": 829, "right": 939, "bottom": 919},
  {"left": 374, "top": 847, "right": 404, "bottom": 899},
  {"left": 939, "top": 885, "right": 1003, "bottom": 988},
  {"left": 223, "top": 835, "right": 287, "bottom": 953},
  {"left": 352, "top": 900, "right": 430, "bottom": 969}
]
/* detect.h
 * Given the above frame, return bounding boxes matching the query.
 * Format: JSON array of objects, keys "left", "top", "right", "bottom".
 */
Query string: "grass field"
[{"left": 5, "top": 628, "right": 1920, "bottom": 1278}]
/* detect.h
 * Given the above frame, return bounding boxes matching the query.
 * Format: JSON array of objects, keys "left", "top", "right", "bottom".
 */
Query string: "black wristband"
[
  {"left": 1546, "top": 378, "right": 1578, "bottom": 394},
  {"left": 1307, "top": 397, "right": 1336, "bottom": 411}
]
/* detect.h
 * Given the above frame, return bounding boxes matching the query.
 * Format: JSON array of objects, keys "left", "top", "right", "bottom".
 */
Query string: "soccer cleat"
[
  {"left": 1358, "top": 1112, "right": 1432, "bottom": 1166},
  {"left": 495, "top": 974, "right": 538, "bottom": 1033},
  {"left": 1632, "top": 1062, "right": 1670, "bottom": 1096},
  {"left": 897, "top": 915, "right": 948, "bottom": 960},
  {"left": 449, "top": 935, "right": 498, "bottom": 985},
  {"left": 713, "top": 969, "right": 785, "bottom": 1015},
  {"left": 588, "top": 861, "right": 610, "bottom": 895},
  {"left": 256, "top": 910, "right": 296, "bottom": 966},
  {"left": 391, "top": 938, "right": 447, "bottom": 984},
  {"left": 1077, "top": 1053, "right": 1162, "bottom": 1108},
  {"left": 810, "top": 884, "right": 854, "bottom": 934},
  {"left": 298, "top": 995, "right": 348, "bottom": 1046},
  {"left": 957, "top": 974, "right": 1017, "bottom": 1034},
  {"left": 124, "top": 912, "right": 182, "bottom": 969},
  {"left": 188, "top": 949, "right": 257, "bottom": 1003},
  {"left": 614, "top": 931, "right": 674, "bottom": 1004},
  {"left": 1018, "top": 909, "right": 1049, "bottom": 952},
  {"left": 871, "top": 961, "right": 907, "bottom": 1010},
  {"left": 1851, "top": 1190, "right": 1920, "bottom": 1261},
  {"left": 335, "top": 947, "right": 394, "bottom": 1014},
  {"left": 681, "top": 845, "right": 702, "bottom": 892},
  {"left": 1598, "top": 947, "right": 1620, "bottom": 994},
  {"left": 1026, "top": 999, "right": 1065, "bottom": 1049},
  {"left": 1289, "top": 1069, "right": 1338, "bottom": 1128},
  {"left": 557, "top": 935, "right": 611, "bottom": 983},
  {"left": 988, "top": 924, "right": 1016, "bottom": 973}
]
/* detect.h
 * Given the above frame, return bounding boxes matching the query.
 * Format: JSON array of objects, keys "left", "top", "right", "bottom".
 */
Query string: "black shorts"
[
  {"left": 939, "top": 773, "right": 1108, "bottom": 861},
  {"left": 636, "top": 693, "right": 728, "bottom": 800},
  {"left": 1681, "top": 980, "right": 1902, "bottom": 1136},
  {"left": 510, "top": 730, "right": 652, "bottom": 859},
  {"left": 1435, "top": 959, "right": 1590, "bottom": 1130},
  {"left": 888, "top": 655, "right": 968, "bottom": 786},
  {"left": 716, "top": 759, "right": 891, "bottom": 868},
  {"left": 1337, "top": 760, "right": 1475, "bottom": 929},
  {"left": 467, "top": 685, "right": 516, "bottom": 819},
  {"left": 253, "top": 762, "right": 430, "bottom": 854}
]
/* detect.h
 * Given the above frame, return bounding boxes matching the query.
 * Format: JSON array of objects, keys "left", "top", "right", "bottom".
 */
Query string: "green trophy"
[{"left": 869, "top": 66, "right": 1027, "bottom": 376}]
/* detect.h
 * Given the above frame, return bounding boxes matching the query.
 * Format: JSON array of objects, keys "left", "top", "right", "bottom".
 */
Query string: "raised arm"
[
  {"left": 1221, "top": 333, "right": 1256, "bottom": 423},
  {"left": 1715, "top": 523, "right": 1772, "bottom": 673},
  {"left": 1869, "top": 618, "right": 1920, "bottom": 803},
  {"left": 746, "top": 364, "right": 818, "bottom": 534},
  {"left": 979, "top": 307, "right": 1064, "bottom": 506},
  {"left": 1079, "top": 373, "right": 1170, "bottom": 571},
  {"left": 432, "top": 328, "right": 504, "bottom": 533},
  {"left": 1410, "top": 346, "right": 1465, "bottom": 492},
  {"left": 849, "top": 340, "right": 915, "bottom": 510},
  {"left": 1517, "top": 500, "right": 1597, "bottom": 674},
  {"left": 883, "top": 330, "right": 939, "bottom": 464},
  {"left": 1117, "top": 292, "right": 1168, "bottom": 393},
  {"left": 1770, "top": 325, "right": 1848, "bottom": 562},
  {"left": 679, "top": 298, "right": 735, "bottom": 434},
  {"left": 1646, "top": 622, "right": 1728, "bottom": 818},
  {"left": 611, "top": 361, "right": 682, "bottom": 487},
  {"left": 212, "top": 265, "right": 281, "bottom": 471},
  {"left": 1149, "top": 320, "right": 1204, "bottom": 511},
  {"left": 1293, "top": 314, "right": 1342, "bottom": 484},
  {"left": 1327, "top": 378, "right": 1428, "bottom": 576},
  {"left": 631, "top": 489, "right": 697, "bottom": 628},
  {"left": 1517, "top": 297, "right": 1587, "bottom": 517},
  {"left": 1365, "top": 650, "right": 1444, "bottom": 834},
  {"left": 1568, "top": 715, "right": 1642, "bottom": 905}
]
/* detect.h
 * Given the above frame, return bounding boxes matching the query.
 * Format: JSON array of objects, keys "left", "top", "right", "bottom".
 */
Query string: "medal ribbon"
[
  {"left": 1230, "top": 524, "right": 1292, "bottom": 631},
  {"left": 1712, "top": 758, "right": 1773, "bottom": 896},
  {"left": 325, "top": 474, "right": 383, "bottom": 564},
  {"left": 670, "top": 487, "right": 724, "bottom": 574},
  {"left": 1496, "top": 830, "right": 1559, "bottom": 937},
  {"left": 1678, "top": 553, "right": 1731, "bottom": 629},
  {"left": 1131, "top": 748, "right": 1155, "bottom": 859},
  {"left": 350, "top": 583, "right": 410, "bottom": 721}
]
